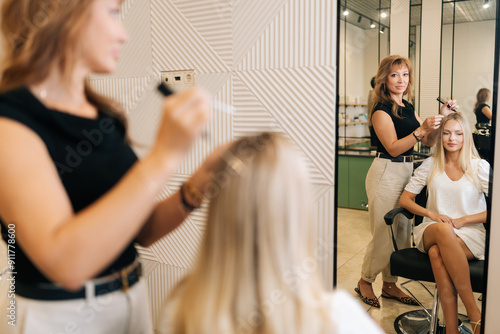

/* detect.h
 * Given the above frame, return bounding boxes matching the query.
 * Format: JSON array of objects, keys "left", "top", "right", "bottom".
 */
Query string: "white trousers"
[
  {"left": 0, "top": 279, "right": 153, "bottom": 334},
  {"left": 361, "top": 158, "right": 413, "bottom": 283}
]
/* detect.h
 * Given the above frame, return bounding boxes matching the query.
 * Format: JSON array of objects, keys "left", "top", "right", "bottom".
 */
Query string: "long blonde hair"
[
  {"left": 167, "top": 133, "right": 333, "bottom": 334},
  {"left": 368, "top": 55, "right": 414, "bottom": 125},
  {"left": 474, "top": 88, "right": 490, "bottom": 113},
  {"left": 0, "top": 0, "right": 127, "bottom": 128},
  {"left": 429, "top": 112, "right": 480, "bottom": 185}
]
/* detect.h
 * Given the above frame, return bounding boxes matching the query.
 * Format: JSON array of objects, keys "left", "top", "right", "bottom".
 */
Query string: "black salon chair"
[{"left": 384, "top": 188, "right": 485, "bottom": 334}]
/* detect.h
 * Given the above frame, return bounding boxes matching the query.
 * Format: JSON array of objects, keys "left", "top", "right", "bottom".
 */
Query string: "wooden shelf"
[
  {"left": 339, "top": 120, "right": 368, "bottom": 126},
  {"left": 339, "top": 103, "right": 367, "bottom": 107}
]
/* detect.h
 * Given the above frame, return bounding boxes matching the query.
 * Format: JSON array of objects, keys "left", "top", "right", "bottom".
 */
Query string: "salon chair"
[{"left": 384, "top": 188, "right": 485, "bottom": 334}]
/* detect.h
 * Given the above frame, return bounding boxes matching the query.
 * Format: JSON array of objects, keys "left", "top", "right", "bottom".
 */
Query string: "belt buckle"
[{"left": 121, "top": 270, "right": 129, "bottom": 293}]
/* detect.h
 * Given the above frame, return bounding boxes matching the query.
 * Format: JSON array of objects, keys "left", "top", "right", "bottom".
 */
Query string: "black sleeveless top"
[
  {"left": 475, "top": 103, "right": 490, "bottom": 124},
  {"left": 0, "top": 87, "right": 138, "bottom": 284},
  {"left": 371, "top": 99, "right": 420, "bottom": 156}
]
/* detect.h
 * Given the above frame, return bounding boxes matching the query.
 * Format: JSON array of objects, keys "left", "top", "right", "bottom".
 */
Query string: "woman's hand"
[
  {"left": 452, "top": 217, "right": 467, "bottom": 229},
  {"left": 152, "top": 88, "right": 211, "bottom": 164},
  {"left": 429, "top": 212, "right": 454, "bottom": 225},
  {"left": 420, "top": 115, "right": 444, "bottom": 135},
  {"left": 186, "top": 142, "right": 233, "bottom": 201},
  {"left": 440, "top": 99, "right": 459, "bottom": 116}
]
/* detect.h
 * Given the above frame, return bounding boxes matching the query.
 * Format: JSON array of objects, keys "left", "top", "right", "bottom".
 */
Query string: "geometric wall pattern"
[{"left": 89, "top": 0, "right": 336, "bottom": 330}]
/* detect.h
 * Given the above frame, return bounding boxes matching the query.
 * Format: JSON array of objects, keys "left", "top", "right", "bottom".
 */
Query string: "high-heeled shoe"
[{"left": 354, "top": 283, "right": 380, "bottom": 308}]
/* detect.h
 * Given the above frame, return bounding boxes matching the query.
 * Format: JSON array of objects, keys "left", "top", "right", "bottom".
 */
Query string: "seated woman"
[
  {"left": 399, "top": 112, "right": 488, "bottom": 334},
  {"left": 159, "top": 133, "right": 384, "bottom": 334}
]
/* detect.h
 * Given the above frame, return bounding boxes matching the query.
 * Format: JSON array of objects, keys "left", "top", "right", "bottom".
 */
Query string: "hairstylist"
[
  {"left": 355, "top": 55, "right": 457, "bottom": 308},
  {"left": 0, "top": 0, "right": 222, "bottom": 333}
]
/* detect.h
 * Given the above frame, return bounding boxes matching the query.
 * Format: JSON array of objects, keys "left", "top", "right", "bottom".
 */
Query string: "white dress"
[
  {"left": 158, "top": 289, "right": 384, "bottom": 334},
  {"left": 404, "top": 157, "right": 490, "bottom": 260}
]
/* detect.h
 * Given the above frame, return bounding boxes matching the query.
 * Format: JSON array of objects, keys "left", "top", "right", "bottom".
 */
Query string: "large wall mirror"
[{"left": 336, "top": 0, "right": 497, "bottom": 332}]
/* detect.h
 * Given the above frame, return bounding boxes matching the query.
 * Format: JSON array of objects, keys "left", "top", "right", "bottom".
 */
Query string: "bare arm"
[
  {"left": 372, "top": 110, "right": 441, "bottom": 157},
  {"left": 0, "top": 88, "right": 210, "bottom": 290},
  {"left": 136, "top": 143, "right": 231, "bottom": 247},
  {"left": 399, "top": 190, "right": 486, "bottom": 227},
  {"left": 451, "top": 212, "right": 487, "bottom": 229}
]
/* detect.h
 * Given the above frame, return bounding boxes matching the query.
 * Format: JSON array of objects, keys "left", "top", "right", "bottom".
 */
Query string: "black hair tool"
[
  {"left": 436, "top": 98, "right": 457, "bottom": 112},
  {"left": 158, "top": 83, "right": 174, "bottom": 96}
]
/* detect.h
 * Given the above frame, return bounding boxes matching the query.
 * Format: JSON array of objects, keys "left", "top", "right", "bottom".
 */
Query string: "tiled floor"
[{"left": 337, "top": 208, "right": 481, "bottom": 334}]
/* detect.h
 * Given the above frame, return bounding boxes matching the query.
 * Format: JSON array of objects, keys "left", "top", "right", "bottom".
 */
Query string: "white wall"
[
  {"left": 441, "top": 20, "right": 495, "bottom": 126},
  {"left": 339, "top": 21, "right": 382, "bottom": 139},
  {"left": 89, "top": 0, "right": 337, "bottom": 330}
]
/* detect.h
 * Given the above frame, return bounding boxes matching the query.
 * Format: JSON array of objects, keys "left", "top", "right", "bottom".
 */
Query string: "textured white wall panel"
[
  {"left": 144, "top": 262, "right": 190, "bottom": 329},
  {"left": 236, "top": 67, "right": 334, "bottom": 182},
  {"left": 151, "top": 1, "right": 230, "bottom": 73},
  {"left": 420, "top": 0, "right": 442, "bottom": 118},
  {"left": 94, "top": 0, "right": 337, "bottom": 330},
  {"left": 313, "top": 187, "right": 334, "bottom": 286},
  {"left": 233, "top": 0, "right": 288, "bottom": 68},
  {"left": 238, "top": 0, "right": 335, "bottom": 70},
  {"left": 172, "top": 0, "right": 233, "bottom": 68},
  {"left": 390, "top": 0, "right": 410, "bottom": 57}
]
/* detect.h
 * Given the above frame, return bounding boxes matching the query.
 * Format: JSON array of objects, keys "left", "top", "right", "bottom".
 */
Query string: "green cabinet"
[{"left": 338, "top": 155, "right": 373, "bottom": 210}]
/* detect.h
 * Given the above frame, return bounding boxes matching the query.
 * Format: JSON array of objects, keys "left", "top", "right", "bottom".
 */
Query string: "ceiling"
[{"left": 340, "top": 0, "right": 496, "bottom": 30}]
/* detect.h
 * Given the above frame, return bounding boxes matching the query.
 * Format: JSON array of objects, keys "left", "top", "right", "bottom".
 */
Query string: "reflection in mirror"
[
  {"left": 336, "top": 0, "right": 393, "bottom": 331},
  {"left": 409, "top": 0, "right": 421, "bottom": 112},
  {"left": 338, "top": 0, "right": 390, "bottom": 155},
  {"left": 336, "top": 0, "right": 497, "bottom": 332},
  {"left": 440, "top": 0, "right": 497, "bottom": 163}
]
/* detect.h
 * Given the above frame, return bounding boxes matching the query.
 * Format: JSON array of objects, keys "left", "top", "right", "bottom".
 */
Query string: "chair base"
[{"left": 394, "top": 310, "right": 472, "bottom": 334}]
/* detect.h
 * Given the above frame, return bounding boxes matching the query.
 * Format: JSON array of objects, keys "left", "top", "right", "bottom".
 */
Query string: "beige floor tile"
[{"left": 336, "top": 208, "right": 483, "bottom": 334}]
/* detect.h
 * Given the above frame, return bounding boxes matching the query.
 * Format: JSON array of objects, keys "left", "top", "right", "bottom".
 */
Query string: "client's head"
[
  {"left": 430, "top": 112, "right": 480, "bottom": 184},
  {"left": 168, "top": 133, "right": 329, "bottom": 334},
  {"left": 203, "top": 132, "right": 313, "bottom": 279}
]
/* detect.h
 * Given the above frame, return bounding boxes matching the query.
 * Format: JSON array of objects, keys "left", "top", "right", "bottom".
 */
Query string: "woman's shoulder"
[{"left": 472, "top": 158, "right": 490, "bottom": 173}]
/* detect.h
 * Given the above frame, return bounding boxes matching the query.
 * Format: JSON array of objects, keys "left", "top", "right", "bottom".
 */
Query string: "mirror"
[
  {"left": 336, "top": 0, "right": 496, "bottom": 331},
  {"left": 336, "top": 0, "right": 391, "bottom": 299},
  {"left": 440, "top": 0, "right": 497, "bottom": 163}
]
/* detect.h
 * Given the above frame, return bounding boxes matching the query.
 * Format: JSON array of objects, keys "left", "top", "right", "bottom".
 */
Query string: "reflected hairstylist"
[{"left": 355, "top": 55, "right": 457, "bottom": 308}]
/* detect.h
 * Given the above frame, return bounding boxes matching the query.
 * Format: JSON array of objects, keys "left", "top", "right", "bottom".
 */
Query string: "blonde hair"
[
  {"left": 474, "top": 88, "right": 491, "bottom": 113},
  {"left": 0, "top": 0, "right": 127, "bottom": 128},
  {"left": 167, "top": 133, "right": 333, "bottom": 334},
  {"left": 369, "top": 55, "right": 414, "bottom": 125},
  {"left": 429, "top": 112, "right": 480, "bottom": 185}
]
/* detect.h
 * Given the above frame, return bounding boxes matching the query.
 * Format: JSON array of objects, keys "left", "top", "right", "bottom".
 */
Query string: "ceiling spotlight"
[
  {"left": 370, "top": 21, "right": 376, "bottom": 28},
  {"left": 381, "top": 12, "right": 387, "bottom": 18},
  {"left": 380, "top": 26, "right": 385, "bottom": 34},
  {"left": 483, "top": 0, "right": 490, "bottom": 8},
  {"left": 343, "top": 9, "right": 349, "bottom": 16},
  {"left": 358, "top": 16, "right": 362, "bottom": 23}
]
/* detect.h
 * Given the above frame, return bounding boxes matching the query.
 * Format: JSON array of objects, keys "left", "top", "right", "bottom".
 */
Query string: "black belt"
[
  {"left": 16, "top": 261, "right": 142, "bottom": 301},
  {"left": 376, "top": 152, "right": 413, "bottom": 163}
]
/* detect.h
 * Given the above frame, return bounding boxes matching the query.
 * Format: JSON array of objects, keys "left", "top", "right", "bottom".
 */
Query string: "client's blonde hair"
[
  {"left": 430, "top": 112, "right": 480, "bottom": 185},
  {"left": 166, "top": 132, "right": 333, "bottom": 334}
]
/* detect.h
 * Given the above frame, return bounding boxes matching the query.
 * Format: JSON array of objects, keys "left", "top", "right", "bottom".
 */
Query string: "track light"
[
  {"left": 358, "top": 16, "right": 362, "bottom": 23},
  {"left": 370, "top": 21, "right": 375, "bottom": 28},
  {"left": 343, "top": 9, "right": 349, "bottom": 16},
  {"left": 483, "top": 0, "right": 490, "bottom": 8},
  {"left": 381, "top": 12, "right": 387, "bottom": 18},
  {"left": 380, "top": 27, "right": 385, "bottom": 34}
]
